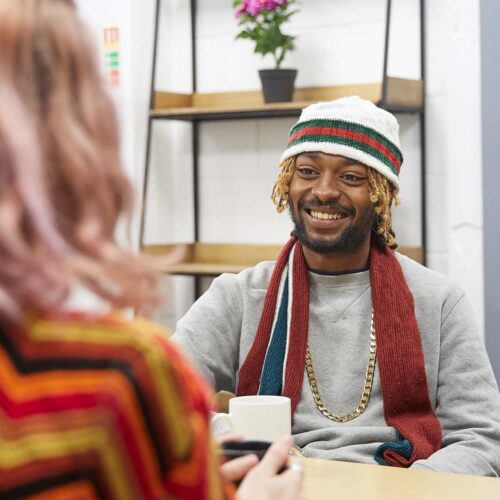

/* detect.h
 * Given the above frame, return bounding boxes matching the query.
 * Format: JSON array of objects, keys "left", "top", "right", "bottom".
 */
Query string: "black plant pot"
[{"left": 258, "top": 69, "right": 297, "bottom": 103}]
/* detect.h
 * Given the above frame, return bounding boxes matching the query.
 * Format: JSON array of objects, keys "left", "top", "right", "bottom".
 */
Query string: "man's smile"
[
  {"left": 302, "top": 207, "right": 351, "bottom": 230},
  {"left": 300, "top": 200, "right": 354, "bottom": 231},
  {"left": 307, "top": 209, "right": 348, "bottom": 221}
]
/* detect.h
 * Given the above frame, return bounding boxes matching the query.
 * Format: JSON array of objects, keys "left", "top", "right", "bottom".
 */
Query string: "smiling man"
[
  {"left": 173, "top": 96, "right": 500, "bottom": 476},
  {"left": 288, "top": 153, "right": 379, "bottom": 269}
]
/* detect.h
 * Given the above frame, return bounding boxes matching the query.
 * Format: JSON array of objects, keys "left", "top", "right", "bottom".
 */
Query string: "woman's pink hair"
[{"left": 0, "top": 0, "right": 158, "bottom": 321}]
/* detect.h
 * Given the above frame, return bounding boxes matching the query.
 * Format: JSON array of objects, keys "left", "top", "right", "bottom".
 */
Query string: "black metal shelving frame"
[{"left": 140, "top": 0, "right": 427, "bottom": 289}]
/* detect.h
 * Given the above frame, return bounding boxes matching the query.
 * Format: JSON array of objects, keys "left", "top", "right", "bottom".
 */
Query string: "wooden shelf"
[
  {"left": 150, "top": 77, "right": 423, "bottom": 121},
  {"left": 143, "top": 242, "right": 424, "bottom": 276}
]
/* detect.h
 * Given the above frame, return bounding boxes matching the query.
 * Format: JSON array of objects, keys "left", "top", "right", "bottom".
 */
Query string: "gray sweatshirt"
[{"left": 172, "top": 253, "right": 500, "bottom": 476}]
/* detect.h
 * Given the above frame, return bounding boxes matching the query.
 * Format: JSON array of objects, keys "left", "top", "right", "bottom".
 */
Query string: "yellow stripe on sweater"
[
  {"left": 0, "top": 354, "right": 162, "bottom": 485},
  {"left": 29, "top": 316, "right": 192, "bottom": 457},
  {"left": 0, "top": 426, "right": 135, "bottom": 500}
]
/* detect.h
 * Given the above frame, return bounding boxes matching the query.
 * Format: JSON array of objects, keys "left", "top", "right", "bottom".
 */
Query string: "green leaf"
[
  {"left": 235, "top": 31, "right": 252, "bottom": 40},
  {"left": 282, "top": 10, "right": 299, "bottom": 21},
  {"left": 234, "top": 0, "right": 300, "bottom": 66}
]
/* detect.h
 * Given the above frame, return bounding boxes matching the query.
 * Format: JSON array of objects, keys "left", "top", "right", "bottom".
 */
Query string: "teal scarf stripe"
[
  {"left": 374, "top": 437, "right": 413, "bottom": 466},
  {"left": 259, "top": 275, "right": 289, "bottom": 395}
]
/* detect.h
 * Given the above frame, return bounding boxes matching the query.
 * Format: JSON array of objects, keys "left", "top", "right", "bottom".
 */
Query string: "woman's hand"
[
  {"left": 220, "top": 453, "right": 260, "bottom": 483},
  {"left": 218, "top": 434, "right": 260, "bottom": 483},
  {"left": 236, "top": 435, "right": 306, "bottom": 500}
]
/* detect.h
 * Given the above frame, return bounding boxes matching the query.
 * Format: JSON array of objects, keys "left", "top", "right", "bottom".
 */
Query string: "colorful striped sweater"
[{"left": 0, "top": 311, "right": 229, "bottom": 499}]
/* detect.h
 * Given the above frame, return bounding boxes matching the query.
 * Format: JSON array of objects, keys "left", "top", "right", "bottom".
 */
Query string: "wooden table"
[{"left": 303, "top": 457, "right": 500, "bottom": 499}]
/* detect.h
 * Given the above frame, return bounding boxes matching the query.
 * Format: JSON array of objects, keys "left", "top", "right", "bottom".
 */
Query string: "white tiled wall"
[
  {"left": 77, "top": 0, "right": 157, "bottom": 245},
  {"left": 133, "top": 0, "right": 484, "bottom": 334}
]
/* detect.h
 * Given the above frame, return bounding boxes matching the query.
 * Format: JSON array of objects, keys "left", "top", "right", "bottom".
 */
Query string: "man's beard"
[{"left": 289, "top": 199, "right": 375, "bottom": 255}]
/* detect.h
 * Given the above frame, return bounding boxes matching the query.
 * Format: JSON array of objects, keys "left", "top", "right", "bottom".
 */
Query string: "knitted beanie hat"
[{"left": 280, "top": 96, "right": 403, "bottom": 191}]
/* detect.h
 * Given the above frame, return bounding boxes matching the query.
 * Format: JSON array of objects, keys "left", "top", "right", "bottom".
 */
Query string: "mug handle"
[{"left": 211, "top": 412, "right": 234, "bottom": 437}]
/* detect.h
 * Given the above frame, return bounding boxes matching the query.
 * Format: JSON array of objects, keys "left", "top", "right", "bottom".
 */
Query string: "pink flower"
[
  {"left": 233, "top": 0, "right": 296, "bottom": 69},
  {"left": 236, "top": 0, "right": 287, "bottom": 17}
]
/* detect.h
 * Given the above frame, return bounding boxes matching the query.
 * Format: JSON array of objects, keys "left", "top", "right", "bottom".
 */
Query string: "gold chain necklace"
[{"left": 305, "top": 309, "right": 377, "bottom": 423}]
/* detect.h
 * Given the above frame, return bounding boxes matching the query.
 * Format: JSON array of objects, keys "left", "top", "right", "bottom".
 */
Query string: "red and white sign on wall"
[{"left": 103, "top": 27, "right": 120, "bottom": 87}]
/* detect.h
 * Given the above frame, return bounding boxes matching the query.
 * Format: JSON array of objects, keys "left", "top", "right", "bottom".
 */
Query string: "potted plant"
[{"left": 234, "top": 0, "right": 299, "bottom": 103}]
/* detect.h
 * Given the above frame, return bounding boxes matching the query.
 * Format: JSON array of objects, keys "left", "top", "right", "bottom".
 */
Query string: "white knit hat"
[{"left": 280, "top": 96, "right": 403, "bottom": 191}]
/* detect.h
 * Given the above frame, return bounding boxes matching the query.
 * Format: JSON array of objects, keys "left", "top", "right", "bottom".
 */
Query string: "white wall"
[
  {"left": 71, "top": 0, "right": 156, "bottom": 312},
  {"left": 76, "top": 0, "right": 156, "bottom": 245},
  {"left": 423, "top": 0, "right": 483, "bottom": 334},
  {"left": 78, "top": 0, "right": 483, "bottom": 334}
]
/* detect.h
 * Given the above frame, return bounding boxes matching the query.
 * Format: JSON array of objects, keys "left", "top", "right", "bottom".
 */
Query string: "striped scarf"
[{"left": 237, "top": 235, "right": 442, "bottom": 467}]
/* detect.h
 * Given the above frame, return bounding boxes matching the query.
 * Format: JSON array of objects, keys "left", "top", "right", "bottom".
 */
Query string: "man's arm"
[
  {"left": 171, "top": 273, "right": 243, "bottom": 393},
  {"left": 411, "top": 294, "right": 500, "bottom": 476}
]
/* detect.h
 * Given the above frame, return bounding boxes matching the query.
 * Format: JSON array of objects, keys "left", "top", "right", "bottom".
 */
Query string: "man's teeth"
[{"left": 310, "top": 210, "right": 345, "bottom": 220}]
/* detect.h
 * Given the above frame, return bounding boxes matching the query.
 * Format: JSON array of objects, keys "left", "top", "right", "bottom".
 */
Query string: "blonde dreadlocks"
[{"left": 271, "top": 157, "right": 400, "bottom": 249}]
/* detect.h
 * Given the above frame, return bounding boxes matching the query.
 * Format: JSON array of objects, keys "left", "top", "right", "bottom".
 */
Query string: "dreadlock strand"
[
  {"left": 367, "top": 168, "right": 399, "bottom": 249},
  {"left": 271, "top": 156, "right": 295, "bottom": 212}
]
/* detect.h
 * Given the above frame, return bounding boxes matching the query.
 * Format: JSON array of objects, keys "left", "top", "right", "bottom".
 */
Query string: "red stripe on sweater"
[{"left": 0, "top": 388, "right": 158, "bottom": 497}]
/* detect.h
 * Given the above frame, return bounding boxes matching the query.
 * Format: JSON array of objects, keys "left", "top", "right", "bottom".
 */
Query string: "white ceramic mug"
[{"left": 211, "top": 395, "right": 291, "bottom": 441}]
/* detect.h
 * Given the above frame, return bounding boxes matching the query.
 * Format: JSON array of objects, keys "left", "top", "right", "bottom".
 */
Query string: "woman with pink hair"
[{"left": 0, "top": 1, "right": 304, "bottom": 498}]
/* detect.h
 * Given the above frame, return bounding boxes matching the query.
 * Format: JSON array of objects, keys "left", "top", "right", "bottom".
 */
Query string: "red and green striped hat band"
[{"left": 280, "top": 118, "right": 403, "bottom": 191}]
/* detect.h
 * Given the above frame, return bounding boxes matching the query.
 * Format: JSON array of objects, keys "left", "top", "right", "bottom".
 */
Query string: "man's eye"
[
  {"left": 297, "top": 167, "right": 316, "bottom": 175},
  {"left": 343, "top": 174, "right": 363, "bottom": 181}
]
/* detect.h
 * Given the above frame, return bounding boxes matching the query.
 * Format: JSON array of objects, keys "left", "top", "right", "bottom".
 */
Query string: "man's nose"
[{"left": 311, "top": 176, "right": 341, "bottom": 203}]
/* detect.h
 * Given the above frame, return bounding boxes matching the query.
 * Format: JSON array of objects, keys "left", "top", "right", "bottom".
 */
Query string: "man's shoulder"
[
  {"left": 395, "top": 251, "right": 464, "bottom": 302},
  {"left": 216, "top": 260, "right": 276, "bottom": 292}
]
